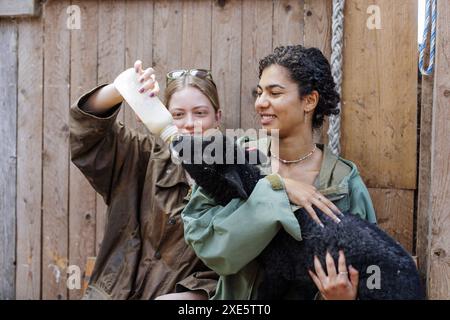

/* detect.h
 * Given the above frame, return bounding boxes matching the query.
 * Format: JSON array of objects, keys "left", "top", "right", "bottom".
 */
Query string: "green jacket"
[{"left": 181, "top": 137, "right": 376, "bottom": 299}]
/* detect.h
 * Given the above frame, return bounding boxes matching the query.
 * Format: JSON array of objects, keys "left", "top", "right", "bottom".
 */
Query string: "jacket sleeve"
[
  {"left": 348, "top": 174, "right": 377, "bottom": 224},
  {"left": 175, "top": 270, "right": 219, "bottom": 299},
  {"left": 181, "top": 174, "right": 302, "bottom": 276},
  {"left": 69, "top": 84, "right": 156, "bottom": 206}
]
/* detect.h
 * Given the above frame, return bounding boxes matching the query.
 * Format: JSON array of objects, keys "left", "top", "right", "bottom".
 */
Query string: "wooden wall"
[
  {"left": 418, "top": 0, "right": 450, "bottom": 299},
  {"left": 341, "top": 0, "right": 418, "bottom": 253},
  {"left": 0, "top": 0, "right": 419, "bottom": 299}
]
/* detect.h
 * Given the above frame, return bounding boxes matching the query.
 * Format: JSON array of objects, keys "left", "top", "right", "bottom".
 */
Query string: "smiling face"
[
  {"left": 255, "top": 64, "right": 310, "bottom": 138},
  {"left": 168, "top": 86, "right": 221, "bottom": 135}
]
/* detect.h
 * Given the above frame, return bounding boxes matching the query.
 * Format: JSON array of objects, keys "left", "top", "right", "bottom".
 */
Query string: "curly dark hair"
[{"left": 258, "top": 45, "right": 340, "bottom": 129}]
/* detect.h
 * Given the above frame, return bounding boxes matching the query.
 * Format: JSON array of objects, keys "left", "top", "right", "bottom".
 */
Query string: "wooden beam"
[
  {"left": 181, "top": 0, "right": 211, "bottom": 70},
  {"left": 0, "top": 0, "right": 40, "bottom": 17},
  {"left": 304, "top": 0, "right": 331, "bottom": 58},
  {"left": 152, "top": 0, "right": 183, "bottom": 95},
  {"left": 42, "top": 0, "right": 71, "bottom": 299},
  {"left": 96, "top": 0, "right": 126, "bottom": 254},
  {"left": 428, "top": 0, "right": 450, "bottom": 300},
  {"left": 0, "top": 19, "right": 17, "bottom": 300},
  {"left": 16, "top": 17, "right": 43, "bottom": 300},
  {"left": 416, "top": 31, "right": 434, "bottom": 295},
  {"left": 273, "top": 0, "right": 305, "bottom": 48},
  {"left": 368, "top": 188, "right": 414, "bottom": 253},
  {"left": 68, "top": 0, "right": 98, "bottom": 300},
  {"left": 240, "top": 0, "right": 272, "bottom": 130},
  {"left": 304, "top": 0, "right": 331, "bottom": 144},
  {"left": 124, "top": 0, "right": 154, "bottom": 133},
  {"left": 340, "top": 0, "right": 417, "bottom": 190},
  {"left": 211, "top": 0, "right": 242, "bottom": 130}
]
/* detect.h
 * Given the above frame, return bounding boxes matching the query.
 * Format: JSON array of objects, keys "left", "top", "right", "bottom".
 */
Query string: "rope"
[
  {"left": 327, "top": 0, "right": 345, "bottom": 156},
  {"left": 419, "top": 0, "right": 437, "bottom": 76}
]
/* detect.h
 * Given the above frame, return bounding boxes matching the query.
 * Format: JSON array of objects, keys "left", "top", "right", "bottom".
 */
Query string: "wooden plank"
[
  {"left": 68, "top": 0, "right": 98, "bottom": 300},
  {"left": 416, "top": 36, "right": 433, "bottom": 290},
  {"left": 340, "top": 0, "right": 417, "bottom": 189},
  {"left": 16, "top": 17, "right": 43, "bottom": 300},
  {"left": 240, "top": 0, "right": 272, "bottom": 130},
  {"left": 42, "top": 0, "right": 71, "bottom": 299},
  {"left": 153, "top": 0, "right": 183, "bottom": 95},
  {"left": 273, "top": 0, "right": 304, "bottom": 48},
  {"left": 304, "top": 0, "right": 331, "bottom": 58},
  {"left": 181, "top": 0, "right": 211, "bottom": 70},
  {"left": 124, "top": 0, "right": 153, "bottom": 133},
  {"left": 368, "top": 188, "right": 414, "bottom": 253},
  {"left": 428, "top": 0, "right": 450, "bottom": 300},
  {"left": 96, "top": 0, "right": 126, "bottom": 254},
  {"left": 303, "top": 0, "right": 332, "bottom": 144},
  {"left": 0, "top": 19, "right": 17, "bottom": 300},
  {"left": 0, "top": 0, "right": 40, "bottom": 17},
  {"left": 211, "top": 0, "right": 242, "bottom": 130}
]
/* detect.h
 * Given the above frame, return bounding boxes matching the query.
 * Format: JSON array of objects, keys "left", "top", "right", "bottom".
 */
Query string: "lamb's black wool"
[{"left": 172, "top": 134, "right": 425, "bottom": 300}]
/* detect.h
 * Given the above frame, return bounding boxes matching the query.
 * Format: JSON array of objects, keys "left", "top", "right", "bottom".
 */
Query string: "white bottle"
[{"left": 113, "top": 68, "right": 179, "bottom": 143}]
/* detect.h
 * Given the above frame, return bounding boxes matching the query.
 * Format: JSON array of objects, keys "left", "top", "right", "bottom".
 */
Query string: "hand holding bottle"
[
  {"left": 114, "top": 61, "right": 178, "bottom": 142},
  {"left": 132, "top": 60, "right": 160, "bottom": 98},
  {"left": 83, "top": 60, "right": 159, "bottom": 115}
]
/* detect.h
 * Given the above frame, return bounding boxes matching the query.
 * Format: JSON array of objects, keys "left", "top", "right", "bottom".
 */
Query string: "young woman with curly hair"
[{"left": 182, "top": 45, "right": 377, "bottom": 300}]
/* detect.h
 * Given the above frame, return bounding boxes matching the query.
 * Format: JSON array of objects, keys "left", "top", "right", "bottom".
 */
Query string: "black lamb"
[{"left": 171, "top": 134, "right": 425, "bottom": 300}]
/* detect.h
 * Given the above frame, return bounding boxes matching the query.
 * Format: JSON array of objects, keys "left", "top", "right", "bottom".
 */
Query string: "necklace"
[{"left": 271, "top": 144, "right": 317, "bottom": 164}]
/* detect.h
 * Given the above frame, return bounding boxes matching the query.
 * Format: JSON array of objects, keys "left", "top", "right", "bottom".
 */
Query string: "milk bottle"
[{"left": 114, "top": 68, "right": 179, "bottom": 143}]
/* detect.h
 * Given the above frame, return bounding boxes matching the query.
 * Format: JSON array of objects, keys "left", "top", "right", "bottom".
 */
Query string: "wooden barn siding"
[
  {"left": 16, "top": 17, "right": 44, "bottom": 300},
  {"left": 0, "top": 19, "right": 18, "bottom": 300},
  {"left": 426, "top": 0, "right": 450, "bottom": 299},
  {"left": 416, "top": 9, "right": 433, "bottom": 295},
  {"left": 340, "top": 0, "right": 417, "bottom": 253},
  {"left": 68, "top": 0, "right": 98, "bottom": 300},
  {"left": 0, "top": 0, "right": 418, "bottom": 299}
]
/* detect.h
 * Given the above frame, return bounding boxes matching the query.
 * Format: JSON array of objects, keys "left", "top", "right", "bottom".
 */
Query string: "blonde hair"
[{"left": 164, "top": 75, "right": 220, "bottom": 112}]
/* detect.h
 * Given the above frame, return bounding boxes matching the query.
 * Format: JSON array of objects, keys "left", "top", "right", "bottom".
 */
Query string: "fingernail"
[
  {"left": 149, "top": 92, "right": 155, "bottom": 98},
  {"left": 335, "top": 217, "right": 341, "bottom": 223},
  {"left": 138, "top": 87, "right": 145, "bottom": 93},
  {"left": 320, "top": 223, "right": 325, "bottom": 228}
]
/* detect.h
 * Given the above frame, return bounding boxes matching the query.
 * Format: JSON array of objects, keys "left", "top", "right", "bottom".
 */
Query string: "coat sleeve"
[
  {"left": 175, "top": 270, "right": 219, "bottom": 299},
  {"left": 69, "top": 84, "right": 156, "bottom": 206},
  {"left": 181, "top": 174, "right": 302, "bottom": 276},
  {"left": 348, "top": 174, "right": 377, "bottom": 224}
]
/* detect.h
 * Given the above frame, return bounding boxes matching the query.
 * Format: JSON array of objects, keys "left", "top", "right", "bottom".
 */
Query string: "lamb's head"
[{"left": 171, "top": 133, "right": 264, "bottom": 203}]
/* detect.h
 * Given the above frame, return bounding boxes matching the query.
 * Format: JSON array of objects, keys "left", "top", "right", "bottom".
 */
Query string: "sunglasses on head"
[{"left": 166, "top": 69, "right": 214, "bottom": 85}]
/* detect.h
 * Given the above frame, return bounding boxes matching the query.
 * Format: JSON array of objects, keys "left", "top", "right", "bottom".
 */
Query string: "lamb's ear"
[{"left": 222, "top": 169, "right": 249, "bottom": 199}]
